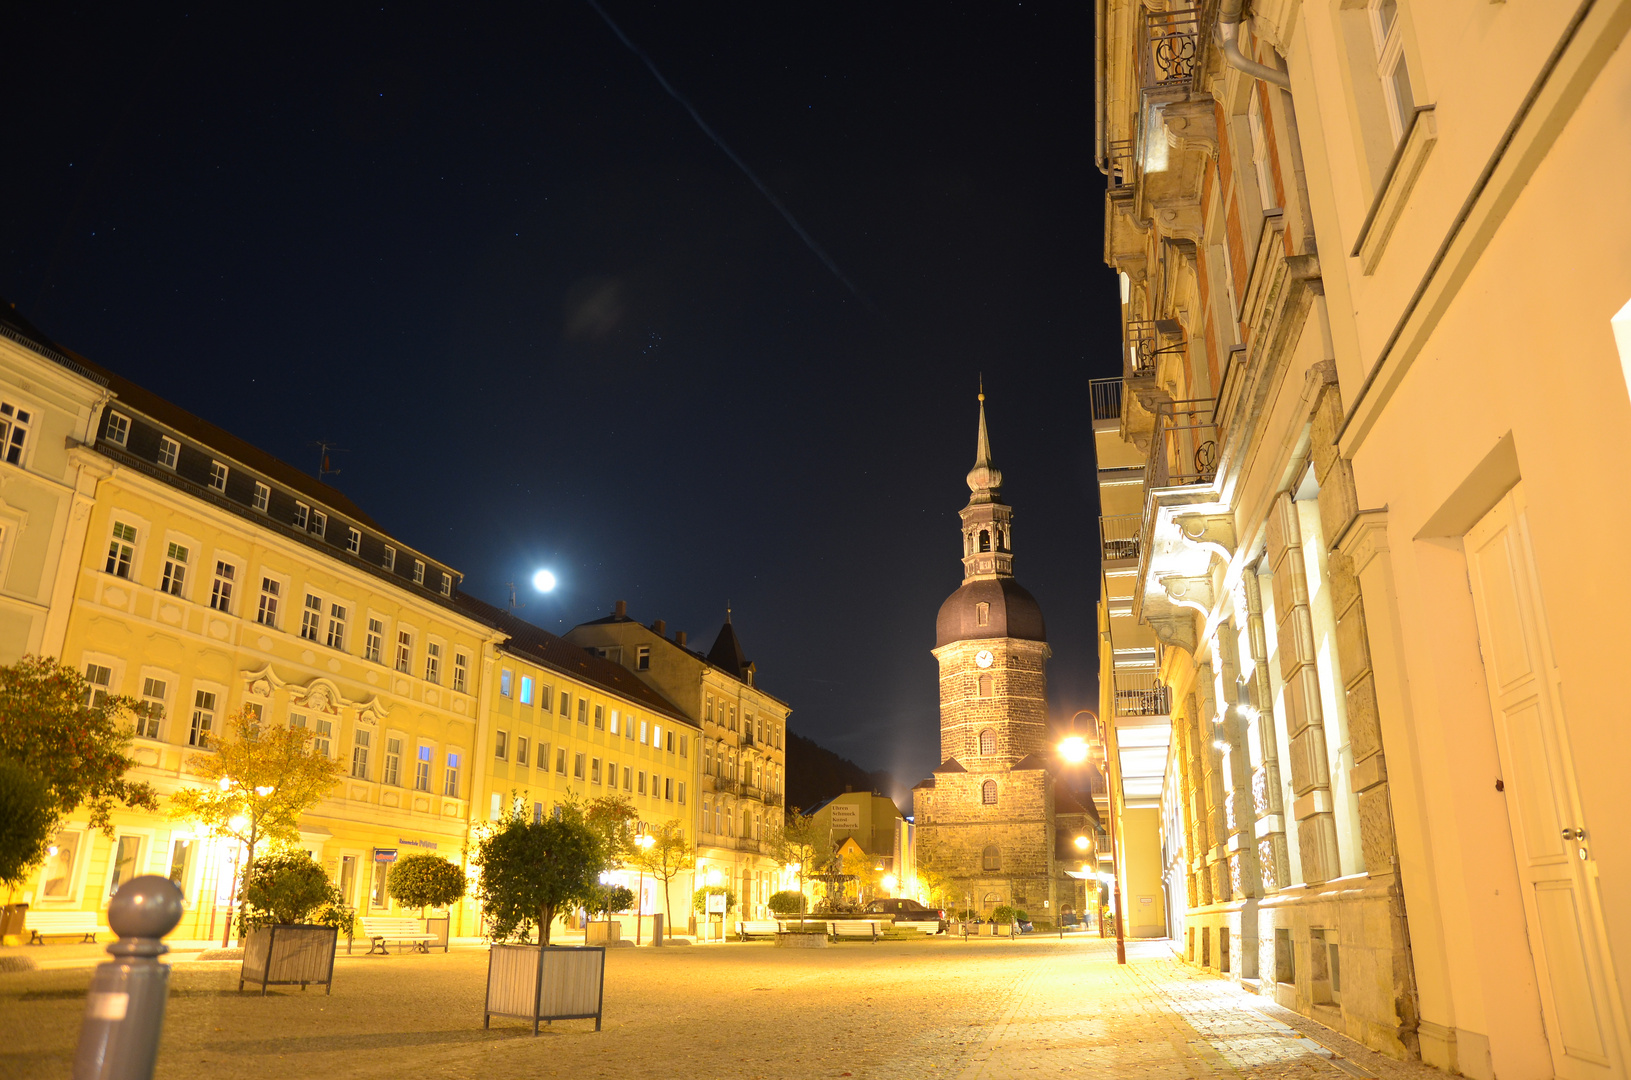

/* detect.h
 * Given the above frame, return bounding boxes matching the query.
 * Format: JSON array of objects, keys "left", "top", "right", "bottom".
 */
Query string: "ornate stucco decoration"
[{"left": 240, "top": 663, "right": 287, "bottom": 699}]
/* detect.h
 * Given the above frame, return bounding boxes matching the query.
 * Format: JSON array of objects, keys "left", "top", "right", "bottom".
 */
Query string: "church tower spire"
[{"left": 959, "top": 387, "right": 1014, "bottom": 580}]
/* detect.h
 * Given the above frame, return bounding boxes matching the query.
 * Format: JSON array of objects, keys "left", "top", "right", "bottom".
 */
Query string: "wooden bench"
[
  {"left": 26, "top": 910, "right": 101, "bottom": 945},
  {"left": 894, "top": 920, "right": 941, "bottom": 934},
  {"left": 735, "top": 919, "right": 780, "bottom": 940},
  {"left": 829, "top": 920, "right": 883, "bottom": 942},
  {"left": 359, "top": 916, "right": 436, "bottom": 955}
]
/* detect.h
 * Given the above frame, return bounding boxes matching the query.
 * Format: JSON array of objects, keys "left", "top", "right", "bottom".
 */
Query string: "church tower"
[{"left": 913, "top": 391, "right": 1071, "bottom": 919}]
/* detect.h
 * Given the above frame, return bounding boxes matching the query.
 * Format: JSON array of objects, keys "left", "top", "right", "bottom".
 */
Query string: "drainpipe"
[
  {"left": 1218, "top": 0, "right": 1290, "bottom": 89},
  {"left": 1094, "top": 0, "right": 1108, "bottom": 172}
]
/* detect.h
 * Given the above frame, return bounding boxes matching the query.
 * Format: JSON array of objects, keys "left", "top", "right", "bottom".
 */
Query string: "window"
[
  {"left": 383, "top": 545, "right": 396, "bottom": 571},
  {"left": 609, "top": 710, "right": 620, "bottom": 736},
  {"left": 454, "top": 654, "right": 469, "bottom": 693},
  {"left": 439, "top": 572, "right": 452, "bottom": 597},
  {"left": 665, "top": 729, "right": 674, "bottom": 753},
  {"left": 652, "top": 724, "right": 663, "bottom": 748},
  {"left": 443, "top": 752, "right": 460, "bottom": 796},
  {"left": 519, "top": 675, "right": 533, "bottom": 705},
  {"left": 209, "top": 561, "right": 235, "bottom": 612},
  {"left": 84, "top": 663, "right": 112, "bottom": 707},
  {"left": 574, "top": 752, "right": 586, "bottom": 780},
  {"left": 384, "top": 736, "right": 402, "bottom": 785},
  {"left": 413, "top": 559, "right": 425, "bottom": 585},
  {"left": 346, "top": 527, "right": 360, "bottom": 555},
  {"left": 680, "top": 734, "right": 688, "bottom": 758},
  {"left": 577, "top": 699, "right": 588, "bottom": 725},
  {"left": 538, "top": 742, "right": 550, "bottom": 771},
  {"left": 415, "top": 745, "right": 432, "bottom": 791},
  {"left": 105, "top": 412, "right": 130, "bottom": 446},
  {"left": 365, "top": 618, "right": 384, "bottom": 662},
  {"left": 559, "top": 691, "right": 570, "bottom": 716},
  {"left": 157, "top": 436, "right": 179, "bottom": 469},
  {"left": 351, "top": 729, "right": 370, "bottom": 779},
  {"left": 137, "top": 677, "right": 166, "bottom": 738},
  {"left": 339, "top": 855, "right": 358, "bottom": 904},
  {"left": 500, "top": 669, "right": 512, "bottom": 697},
  {"left": 638, "top": 771, "right": 646, "bottom": 795},
  {"left": 252, "top": 482, "right": 270, "bottom": 512},
  {"left": 1370, "top": 0, "right": 1415, "bottom": 142},
  {"left": 424, "top": 642, "right": 441, "bottom": 684},
  {"left": 189, "top": 690, "right": 216, "bottom": 747},
  {"left": 625, "top": 714, "right": 636, "bottom": 740},
  {"left": 161, "top": 542, "right": 188, "bottom": 595},
  {"left": 978, "top": 674, "right": 993, "bottom": 698},
  {"left": 209, "top": 460, "right": 228, "bottom": 491},
  {"left": 326, "top": 603, "right": 347, "bottom": 650},
  {"left": 637, "top": 645, "right": 650, "bottom": 670},
  {"left": 371, "top": 860, "right": 389, "bottom": 908},
  {"left": 517, "top": 736, "right": 529, "bottom": 767},
  {"left": 313, "top": 718, "right": 332, "bottom": 758},
  {"left": 591, "top": 758, "right": 601, "bottom": 784},
  {"left": 704, "top": 742, "right": 713, "bottom": 776},
  {"left": 677, "top": 781, "right": 685, "bottom": 804},
  {"left": 979, "top": 729, "right": 996, "bottom": 755},
  {"left": 105, "top": 521, "right": 136, "bottom": 578},
  {"left": 1247, "top": 90, "right": 1280, "bottom": 211},
  {"left": 639, "top": 721, "right": 649, "bottom": 745},
  {"left": 982, "top": 779, "right": 998, "bottom": 805},
  {"left": 310, "top": 510, "right": 327, "bottom": 538},
  {"left": 705, "top": 697, "right": 714, "bottom": 723},
  {"left": 982, "top": 845, "right": 1001, "bottom": 872},
  {"left": 623, "top": 766, "right": 633, "bottom": 791},
  {"left": 495, "top": 730, "right": 509, "bottom": 759},
  {"left": 976, "top": 601, "right": 990, "bottom": 626},
  {"left": 294, "top": 502, "right": 309, "bottom": 530},
  {"left": 556, "top": 747, "right": 567, "bottom": 775},
  {"left": 594, "top": 705, "right": 604, "bottom": 730},
  {"left": 301, "top": 594, "right": 322, "bottom": 640},
  {"left": 41, "top": 829, "right": 82, "bottom": 898},
  {"left": 168, "top": 837, "right": 194, "bottom": 889},
  {"left": 395, "top": 630, "right": 412, "bottom": 673},
  {"left": 257, "top": 578, "right": 280, "bottom": 627},
  {"left": 664, "top": 777, "right": 673, "bottom": 801},
  {"left": 107, "top": 835, "right": 142, "bottom": 897}
]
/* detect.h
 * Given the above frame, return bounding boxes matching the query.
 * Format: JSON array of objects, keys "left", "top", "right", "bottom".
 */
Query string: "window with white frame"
[
  {"left": 519, "top": 675, "right": 533, "bottom": 705},
  {"left": 364, "top": 618, "right": 383, "bottom": 662},
  {"left": 189, "top": 690, "right": 216, "bottom": 747},
  {"left": 137, "top": 677, "right": 166, "bottom": 738},
  {"left": 161, "top": 542, "right": 188, "bottom": 596},
  {"left": 105, "top": 412, "right": 130, "bottom": 446},
  {"left": 252, "top": 482, "right": 270, "bottom": 512},
  {"left": 495, "top": 730, "right": 508, "bottom": 759},
  {"left": 1247, "top": 90, "right": 1280, "bottom": 212},
  {"left": 41, "top": 828, "right": 83, "bottom": 898},
  {"left": 105, "top": 521, "right": 137, "bottom": 578},
  {"left": 443, "top": 752, "right": 460, "bottom": 796},
  {"left": 208, "top": 460, "right": 228, "bottom": 491},
  {"left": 556, "top": 746, "right": 567, "bottom": 775},
  {"left": 637, "top": 645, "right": 650, "bottom": 670},
  {"left": 383, "top": 545, "right": 396, "bottom": 571},
  {"left": 591, "top": 757, "right": 601, "bottom": 784},
  {"left": 412, "top": 559, "right": 425, "bottom": 585},
  {"left": 0, "top": 402, "right": 30, "bottom": 465},
  {"left": 516, "top": 736, "right": 528, "bottom": 767},
  {"left": 574, "top": 752, "right": 586, "bottom": 780},
  {"left": 257, "top": 578, "right": 280, "bottom": 628},
  {"left": 395, "top": 630, "right": 412, "bottom": 673},
  {"left": 209, "top": 561, "right": 235, "bottom": 612},
  {"left": 310, "top": 509, "right": 327, "bottom": 538},
  {"left": 415, "top": 745, "right": 432, "bottom": 791},
  {"left": 500, "top": 668, "right": 512, "bottom": 697},
  {"left": 439, "top": 572, "right": 451, "bottom": 597},
  {"left": 383, "top": 736, "right": 402, "bottom": 785},
  {"left": 157, "top": 436, "right": 179, "bottom": 469},
  {"left": 1370, "top": 0, "right": 1415, "bottom": 143},
  {"left": 300, "top": 594, "right": 322, "bottom": 641},
  {"left": 453, "top": 653, "right": 468, "bottom": 694},
  {"left": 294, "top": 502, "right": 309, "bottom": 530},
  {"left": 346, "top": 527, "right": 360, "bottom": 554},
  {"left": 313, "top": 717, "right": 332, "bottom": 758},
  {"left": 84, "top": 663, "right": 112, "bottom": 707},
  {"left": 594, "top": 704, "right": 604, "bottom": 730},
  {"left": 578, "top": 699, "right": 588, "bottom": 725},
  {"left": 326, "top": 603, "right": 346, "bottom": 650},
  {"left": 351, "top": 729, "right": 370, "bottom": 779},
  {"left": 107, "top": 835, "right": 143, "bottom": 897},
  {"left": 424, "top": 642, "right": 441, "bottom": 684}
]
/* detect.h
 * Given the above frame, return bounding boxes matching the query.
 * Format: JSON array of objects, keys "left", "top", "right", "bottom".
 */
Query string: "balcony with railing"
[
  {"left": 1112, "top": 669, "right": 1171, "bottom": 717},
  {"left": 1123, "top": 318, "right": 1186, "bottom": 380},
  {"left": 1138, "top": 7, "right": 1201, "bottom": 94},
  {"left": 1090, "top": 377, "right": 1122, "bottom": 433},
  {"left": 1100, "top": 513, "right": 1142, "bottom": 564},
  {"left": 1145, "top": 400, "right": 1219, "bottom": 490}
]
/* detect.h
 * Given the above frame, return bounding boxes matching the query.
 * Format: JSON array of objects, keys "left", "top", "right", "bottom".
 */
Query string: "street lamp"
[
  {"left": 634, "top": 830, "right": 655, "bottom": 946},
  {"left": 1059, "top": 711, "right": 1126, "bottom": 965}
]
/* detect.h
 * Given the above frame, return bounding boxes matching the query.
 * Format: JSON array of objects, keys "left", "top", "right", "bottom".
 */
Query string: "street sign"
[{"left": 374, "top": 848, "right": 397, "bottom": 863}]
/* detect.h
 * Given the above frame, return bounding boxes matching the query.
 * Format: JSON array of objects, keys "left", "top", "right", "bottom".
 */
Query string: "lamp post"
[
  {"left": 1060, "top": 714, "right": 1126, "bottom": 966},
  {"left": 634, "top": 830, "right": 655, "bottom": 946}
]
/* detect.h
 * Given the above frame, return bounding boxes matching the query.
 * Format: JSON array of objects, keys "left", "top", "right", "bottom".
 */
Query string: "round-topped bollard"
[{"left": 72, "top": 876, "right": 184, "bottom": 1080}]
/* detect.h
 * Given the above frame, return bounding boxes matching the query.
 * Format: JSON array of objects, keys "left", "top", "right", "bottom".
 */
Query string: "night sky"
[{"left": 2, "top": 2, "right": 1119, "bottom": 794}]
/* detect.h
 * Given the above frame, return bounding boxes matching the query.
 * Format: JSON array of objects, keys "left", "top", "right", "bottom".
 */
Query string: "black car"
[{"left": 865, "top": 898, "right": 948, "bottom": 932}]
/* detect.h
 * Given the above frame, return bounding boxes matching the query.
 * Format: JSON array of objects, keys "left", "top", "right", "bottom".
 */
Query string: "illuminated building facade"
[{"left": 1095, "top": 0, "right": 1631, "bottom": 1073}]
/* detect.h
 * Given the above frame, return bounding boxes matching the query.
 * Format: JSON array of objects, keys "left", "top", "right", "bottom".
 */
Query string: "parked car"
[{"left": 864, "top": 898, "right": 948, "bottom": 932}]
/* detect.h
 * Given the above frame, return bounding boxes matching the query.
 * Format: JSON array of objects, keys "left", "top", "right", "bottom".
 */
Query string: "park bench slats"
[
  {"left": 25, "top": 911, "right": 100, "bottom": 945},
  {"left": 359, "top": 916, "right": 436, "bottom": 955}
]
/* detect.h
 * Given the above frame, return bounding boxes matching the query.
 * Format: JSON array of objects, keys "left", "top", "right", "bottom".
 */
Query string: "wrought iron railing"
[
  {"left": 1140, "top": 7, "right": 1202, "bottom": 92},
  {"left": 1106, "top": 139, "right": 1137, "bottom": 193},
  {"left": 1145, "top": 399, "right": 1219, "bottom": 489},
  {"left": 1123, "top": 318, "right": 1185, "bottom": 378},
  {"left": 1113, "top": 669, "right": 1171, "bottom": 716},
  {"left": 1099, "top": 513, "right": 1143, "bottom": 563},
  {"left": 1090, "top": 378, "right": 1122, "bottom": 423}
]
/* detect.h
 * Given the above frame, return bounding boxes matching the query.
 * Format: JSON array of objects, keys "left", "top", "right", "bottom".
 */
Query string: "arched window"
[
  {"left": 983, "top": 892, "right": 1001, "bottom": 907},
  {"left": 979, "top": 529, "right": 991, "bottom": 552},
  {"left": 982, "top": 779, "right": 998, "bottom": 805},
  {"left": 977, "top": 674, "right": 993, "bottom": 698},
  {"left": 996, "top": 527, "right": 1007, "bottom": 552},
  {"left": 982, "top": 845, "right": 1001, "bottom": 872},
  {"left": 979, "top": 729, "right": 996, "bottom": 755}
]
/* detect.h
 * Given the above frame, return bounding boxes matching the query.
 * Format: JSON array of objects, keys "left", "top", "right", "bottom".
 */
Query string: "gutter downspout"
[
  {"left": 1095, "top": 0, "right": 1108, "bottom": 172},
  {"left": 1218, "top": 1, "right": 1291, "bottom": 89}
]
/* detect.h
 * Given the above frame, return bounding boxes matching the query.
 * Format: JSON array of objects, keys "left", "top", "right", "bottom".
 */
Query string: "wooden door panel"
[{"left": 1534, "top": 880, "right": 1610, "bottom": 1065}]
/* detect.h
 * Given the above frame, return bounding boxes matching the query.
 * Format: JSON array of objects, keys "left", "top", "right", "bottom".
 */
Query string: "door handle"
[{"left": 1562, "top": 828, "right": 1586, "bottom": 840}]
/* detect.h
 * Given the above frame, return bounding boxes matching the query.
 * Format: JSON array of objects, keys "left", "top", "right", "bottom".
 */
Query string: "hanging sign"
[{"left": 373, "top": 848, "right": 398, "bottom": 863}]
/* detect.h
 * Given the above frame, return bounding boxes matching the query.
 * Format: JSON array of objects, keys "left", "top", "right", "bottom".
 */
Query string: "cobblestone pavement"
[{"left": 0, "top": 935, "right": 1452, "bottom": 1080}]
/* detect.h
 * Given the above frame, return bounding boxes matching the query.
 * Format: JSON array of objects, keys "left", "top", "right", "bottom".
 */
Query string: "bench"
[
  {"left": 894, "top": 920, "right": 941, "bottom": 934},
  {"left": 359, "top": 916, "right": 436, "bottom": 956},
  {"left": 829, "top": 920, "right": 884, "bottom": 942},
  {"left": 735, "top": 920, "right": 780, "bottom": 940},
  {"left": 26, "top": 911, "right": 101, "bottom": 945}
]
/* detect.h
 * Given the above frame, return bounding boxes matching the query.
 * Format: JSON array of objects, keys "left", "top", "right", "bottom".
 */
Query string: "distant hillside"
[{"left": 785, "top": 728, "right": 898, "bottom": 815}]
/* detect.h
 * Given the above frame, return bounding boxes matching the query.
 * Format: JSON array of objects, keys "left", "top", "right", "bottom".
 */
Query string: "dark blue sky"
[{"left": 2, "top": 2, "right": 1119, "bottom": 788}]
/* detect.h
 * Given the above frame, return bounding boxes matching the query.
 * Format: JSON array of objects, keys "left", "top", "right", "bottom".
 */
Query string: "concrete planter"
[
  {"left": 775, "top": 932, "right": 829, "bottom": 948},
  {"left": 585, "top": 920, "right": 621, "bottom": 945},
  {"left": 484, "top": 943, "right": 606, "bottom": 1035},
  {"left": 239, "top": 925, "right": 338, "bottom": 995}
]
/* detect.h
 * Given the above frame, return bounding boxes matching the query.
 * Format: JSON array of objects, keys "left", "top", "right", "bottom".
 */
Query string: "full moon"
[{"left": 532, "top": 569, "right": 557, "bottom": 592}]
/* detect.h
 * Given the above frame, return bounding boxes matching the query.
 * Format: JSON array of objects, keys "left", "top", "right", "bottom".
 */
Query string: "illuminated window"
[
  {"left": 520, "top": 675, "right": 533, "bottom": 705},
  {"left": 415, "top": 745, "right": 432, "bottom": 791},
  {"left": 443, "top": 752, "right": 460, "bottom": 797},
  {"left": 500, "top": 669, "right": 512, "bottom": 697},
  {"left": 982, "top": 780, "right": 998, "bottom": 805}
]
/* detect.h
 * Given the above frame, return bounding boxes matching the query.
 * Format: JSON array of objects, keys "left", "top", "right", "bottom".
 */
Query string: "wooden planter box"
[
  {"left": 239, "top": 925, "right": 338, "bottom": 995},
  {"left": 484, "top": 943, "right": 605, "bottom": 1034},
  {"left": 425, "top": 913, "right": 451, "bottom": 952},
  {"left": 584, "top": 920, "right": 620, "bottom": 945}
]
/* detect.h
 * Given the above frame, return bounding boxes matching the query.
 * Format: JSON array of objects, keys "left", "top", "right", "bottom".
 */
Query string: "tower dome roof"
[{"left": 935, "top": 577, "right": 1046, "bottom": 648}]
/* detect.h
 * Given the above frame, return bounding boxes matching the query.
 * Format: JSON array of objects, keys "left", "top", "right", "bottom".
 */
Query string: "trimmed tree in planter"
[
  {"left": 387, "top": 852, "right": 466, "bottom": 951},
  {"left": 767, "top": 890, "right": 807, "bottom": 915},
  {"left": 237, "top": 852, "right": 354, "bottom": 994}
]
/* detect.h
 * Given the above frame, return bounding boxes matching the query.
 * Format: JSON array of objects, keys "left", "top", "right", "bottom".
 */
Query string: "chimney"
[
  {"left": 614, "top": 599, "right": 627, "bottom": 618},
  {"left": 676, "top": 630, "right": 687, "bottom": 647},
  {"left": 652, "top": 619, "right": 666, "bottom": 637}
]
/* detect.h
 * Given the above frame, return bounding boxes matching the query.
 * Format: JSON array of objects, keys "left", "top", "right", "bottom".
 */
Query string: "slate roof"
[{"left": 705, "top": 619, "right": 751, "bottom": 680}]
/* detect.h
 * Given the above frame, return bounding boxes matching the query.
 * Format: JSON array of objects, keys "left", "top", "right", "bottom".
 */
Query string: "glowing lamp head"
[
  {"left": 636, "top": 833, "right": 655, "bottom": 850},
  {"left": 532, "top": 569, "right": 557, "bottom": 593},
  {"left": 881, "top": 874, "right": 898, "bottom": 893},
  {"left": 228, "top": 814, "right": 250, "bottom": 833},
  {"left": 1058, "top": 736, "right": 1090, "bottom": 764},
  {"left": 705, "top": 868, "right": 722, "bottom": 886},
  {"left": 1074, "top": 834, "right": 1090, "bottom": 851}
]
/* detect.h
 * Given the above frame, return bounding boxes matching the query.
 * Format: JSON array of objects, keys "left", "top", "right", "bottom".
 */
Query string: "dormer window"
[
  {"left": 413, "top": 560, "right": 425, "bottom": 585},
  {"left": 975, "top": 602, "right": 990, "bottom": 626},
  {"left": 383, "top": 545, "right": 396, "bottom": 571},
  {"left": 439, "top": 572, "right": 452, "bottom": 597},
  {"left": 310, "top": 510, "right": 327, "bottom": 538},
  {"left": 209, "top": 461, "right": 228, "bottom": 492},
  {"left": 294, "top": 502, "right": 309, "bottom": 530},
  {"left": 347, "top": 527, "right": 360, "bottom": 554},
  {"left": 157, "top": 437, "right": 179, "bottom": 470},
  {"left": 252, "top": 482, "right": 270, "bottom": 512},
  {"left": 105, "top": 412, "right": 130, "bottom": 447}
]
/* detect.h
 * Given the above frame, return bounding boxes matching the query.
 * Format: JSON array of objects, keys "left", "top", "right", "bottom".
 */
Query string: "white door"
[{"left": 1465, "top": 486, "right": 1628, "bottom": 1080}]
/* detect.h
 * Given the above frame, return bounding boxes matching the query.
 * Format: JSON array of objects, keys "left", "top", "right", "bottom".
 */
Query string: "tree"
[
  {"left": 0, "top": 756, "right": 56, "bottom": 891},
  {"left": 571, "top": 793, "right": 639, "bottom": 868},
  {"left": 386, "top": 852, "right": 467, "bottom": 914},
  {"left": 627, "top": 819, "right": 694, "bottom": 933},
  {"left": 239, "top": 851, "right": 354, "bottom": 936},
  {"left": 916, "top": 866, "right": 953, "bottom": 911},
  {"left": 0, "top": 656, "right": 158, "bottom": 861},
  {"left": 470, "top": 806, "right": 604, "bottom": 946},
  {"left": 766, "top": 890, "right": 807, "bottom": 915},
  {"left": 168, "top": 710, "right": 344, "bottom": 938},
  {"left": 771, "top": 808, "right": 833, "bottom": 897},
  {"left": 587, "top": 884, "right": 635, "bottom": 919},
  {"left": 691, "top": 885, "right": 736, "bottom": 914}
]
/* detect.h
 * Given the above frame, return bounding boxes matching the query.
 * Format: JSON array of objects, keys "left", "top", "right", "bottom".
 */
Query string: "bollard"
[
  {"left": 72, "top": 875, "right": 184, "bottom": 1080},
  {"left": 651, "top": 913, "right": 664, "bottom": 946}
]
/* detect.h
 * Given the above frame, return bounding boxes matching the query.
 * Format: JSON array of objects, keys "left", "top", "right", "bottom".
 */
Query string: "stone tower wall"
[{"left": 933, "top": 638, "right": 1050, "bottom": 765}]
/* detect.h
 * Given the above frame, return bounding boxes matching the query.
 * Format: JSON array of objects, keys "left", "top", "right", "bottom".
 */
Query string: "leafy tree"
[
  {"left": 839, "top": 843, "right": 881, "bottom": 904},
  {"left": 0, "top": 756, "right": 56, "bottom": 890},
  {"left": 0, "top": 656, "right": 157, "bottom": 854},
  {"left": 587, "top": 884, "right": 635, "bottom": 919},
  {"left": 470, "top": 806, "right": 604, "bottom": 946},
  {"left": 992, "top": 904, "right": 1019, "bottom": 924},
  {"left": 771, "top": 808, "right": 833, "bottom": 896},
  {"left": 691, "top": 885, "right": 736, "bottom": 914},
  {"left": 168, "top": 710, "right": 344, "bottom": 938},
  {"left": 916, "top": 866, "right": 953, "bottom": 911},
  {"left": 579, "top": 794, "right": 638, "bottom": 867},
  {"left": 766, "top": 890, "right": 807, "bottom": 915},
  {"left": 386, "top": 852, "right": 467, "bottom": 913},
  {"left": 627, "top": 819, "right": 694, "bottom": 933},
  {"left": 238, "top": 852, "right": 355, "bottom": 936}
]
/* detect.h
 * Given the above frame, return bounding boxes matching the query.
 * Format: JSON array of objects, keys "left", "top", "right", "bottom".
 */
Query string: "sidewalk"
[{"left": 958, "top": 938, "right": 1449, "bottom": 1080}]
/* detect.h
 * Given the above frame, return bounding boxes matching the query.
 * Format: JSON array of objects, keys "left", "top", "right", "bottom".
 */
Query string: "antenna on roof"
[
  {"left": 506, "top": 582, "right": 524, "bottom": 613},
  {"left": 311, "top": 440, "right": 346, "bottom": 482}
]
